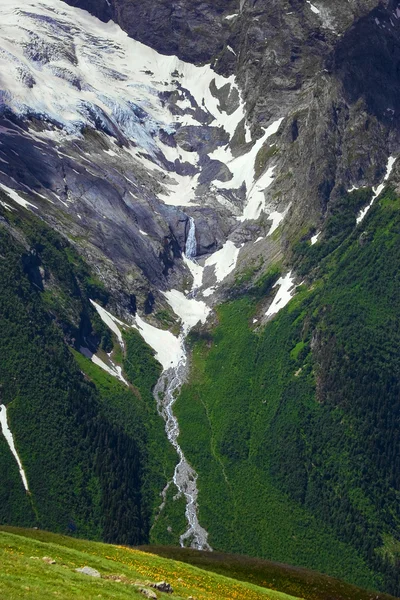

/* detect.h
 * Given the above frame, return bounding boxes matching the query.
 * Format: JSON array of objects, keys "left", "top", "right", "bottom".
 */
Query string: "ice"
[
  {"left": 265, "top": 272, "right": 296, "bottom": 318},
  {"left": 0, "top": 0, "right": 247, "bottom": 168},
  {"left": 0, "top": 404, "right": 29, "bottom": 491},
  {"left": 205, "top": 240, "right": 241, "bottom": 283}
]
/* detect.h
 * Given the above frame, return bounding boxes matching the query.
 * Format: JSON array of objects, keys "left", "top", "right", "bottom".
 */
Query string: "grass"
[
  {"left": 174, "top": 187, "right": 400, "bottom": 594},
  {"left": 139, "top": 546, "right": 399, "bottom": 600},
  {"left": 0, "top": 527, "right": 300, "bottom": 600}
]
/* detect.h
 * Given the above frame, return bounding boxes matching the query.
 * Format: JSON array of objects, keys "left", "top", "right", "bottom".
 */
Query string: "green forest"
[
  {"left": 174, "top": 187, "right": 400, "bottom": 595},
  {"left": 2, "top": 184, "right": 400, "bottom": 596},
  {"left": 0, "top": 197, "right": 179, "bottom": 546}
]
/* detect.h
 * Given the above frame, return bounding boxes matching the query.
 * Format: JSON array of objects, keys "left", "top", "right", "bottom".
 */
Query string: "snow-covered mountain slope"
[
  {"left": 1, "top": 0, "right": 400, "bottom": 321},
  {"left": 0, "top": 0, "right": 292, "bottom": 322}
]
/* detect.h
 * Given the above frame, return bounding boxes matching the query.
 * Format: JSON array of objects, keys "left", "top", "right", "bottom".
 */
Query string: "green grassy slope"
[
  {"left": 0, "top": 527, "right": 298, "bottom": 600},
  {"left": 140, "top": 545, "right": 398, "bottom": 600},
  {"left": 174, "top": 188, "right": 400, "bottom": 594}
]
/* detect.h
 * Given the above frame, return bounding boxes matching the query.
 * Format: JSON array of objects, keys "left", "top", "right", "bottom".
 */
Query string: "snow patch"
[
  {"left": 267, "top": 205, "right": 291, "bottom": 236},
  {"left": 91, "top": 354, "right": 129, "bottom": 386},
  {"left": 202, "top": 287, "right": 216, "bottom": 297},
  {"left": 0, "top": 404, "right": 29, "bottom": 491},
  {"left": 265, "top": 272, "right": 296, "bottom": 318},
  {"left": 311, "top": 232, "right": 321, "bottom": 245},
  {"left": 90, "top": 300, "right": 125, "bottom": 347},
  {"left": 183, "top": 254, "right": 204, "bottom": 290},
  {"left": 159, "top": 173, "right": 200, "bottom": 207},
  {"left": 357, "top": 156, "right": 396, "bottom": 224},
  {"left": 164, "top": 289, "right": 210, "bottom": 334},
  {"left": 0, "top": 183, "right": 37, "bottom": 210},
  {"left": 211, "top": 117, "right": 283, "bottom": 222},
  {"left": 307, "top": 1, "right": 320, "bottom": 14},
  {"left": 134, "top": 313, "right": 184, "bottom": 370},
  {"left": 205, "top": 240, "right": 241, "bottom": 283}
]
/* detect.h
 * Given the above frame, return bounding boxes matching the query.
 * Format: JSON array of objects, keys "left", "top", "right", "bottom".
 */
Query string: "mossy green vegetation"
[
  {"left": 175, "top": 187, "right": 400, "bottom": 595},
  {"left": 0, "top": 527, "right": 295, "bottom": 600},
  {"left": 0, "top": 199, "right": 176, "bottom": 547}
]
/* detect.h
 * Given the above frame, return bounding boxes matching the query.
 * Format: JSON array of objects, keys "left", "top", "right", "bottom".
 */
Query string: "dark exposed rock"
[
  {"left": 149, "top": 580, "right": 173, "bottom": 593},
  {"left": 62, "top": 0, "right": 239, "bottom": 68}
]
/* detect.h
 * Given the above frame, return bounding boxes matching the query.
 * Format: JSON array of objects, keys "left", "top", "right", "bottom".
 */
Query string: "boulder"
[
  {"left": 75, "top": 566, "right": 101, "bottom": 578},
  {"left": 150, "top": 581, "right": 174, "bottom": 593}
]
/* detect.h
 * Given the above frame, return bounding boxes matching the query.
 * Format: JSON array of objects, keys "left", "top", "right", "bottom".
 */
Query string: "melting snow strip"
[
  {"left": 0, "top": 404, "right": 29, "bottom": 491},
  {"left": 357, "top": 156, "right": 396, "bottom": 224}
]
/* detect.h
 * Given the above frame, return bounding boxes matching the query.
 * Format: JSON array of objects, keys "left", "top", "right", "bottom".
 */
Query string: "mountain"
[{"left": 1, "top": 0, "right": 400, "bottom": 596}]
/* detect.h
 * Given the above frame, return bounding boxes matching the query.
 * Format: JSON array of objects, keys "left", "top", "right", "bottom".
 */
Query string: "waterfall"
[{"left": 185, "top": 217, "right": 197, "bottom": 259}]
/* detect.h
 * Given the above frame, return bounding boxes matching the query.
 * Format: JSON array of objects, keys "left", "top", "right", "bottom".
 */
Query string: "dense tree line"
[
  {"left": 175, "top": 187, "right": 400, "bottom": 594},
  {"left": 0, "top": 199, "right": 172, "bottom": 545}
]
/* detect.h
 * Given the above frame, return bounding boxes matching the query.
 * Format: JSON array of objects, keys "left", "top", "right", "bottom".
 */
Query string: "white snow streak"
[
  {"left": 0, "top": 404, "right": 29, "bottom": 491},
  {"left": 307, "top": 1, "right": 321, "bottom": 14},
  {"left": 91, "top": 353, "right": 129, "bottom": 386},
  {"left": 182, "top": 254, "right": 204, "bottom": 290},
  {"left": 90, "top": 300, "right": 125, "bottom": 347},
  {"left": 357, "top": 156, "right": 396, "bottom": 224},
  {"left": 0, "top": 183, "right": 37, "bottom": 210}
]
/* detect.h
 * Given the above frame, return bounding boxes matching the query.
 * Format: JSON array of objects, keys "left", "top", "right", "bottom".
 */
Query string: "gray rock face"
[
  {"left": 2, "top": 0, "right": 400, "bottom": 317},
  {"left": 62, "top": 0, "right": 239, "bottom": 68}
]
